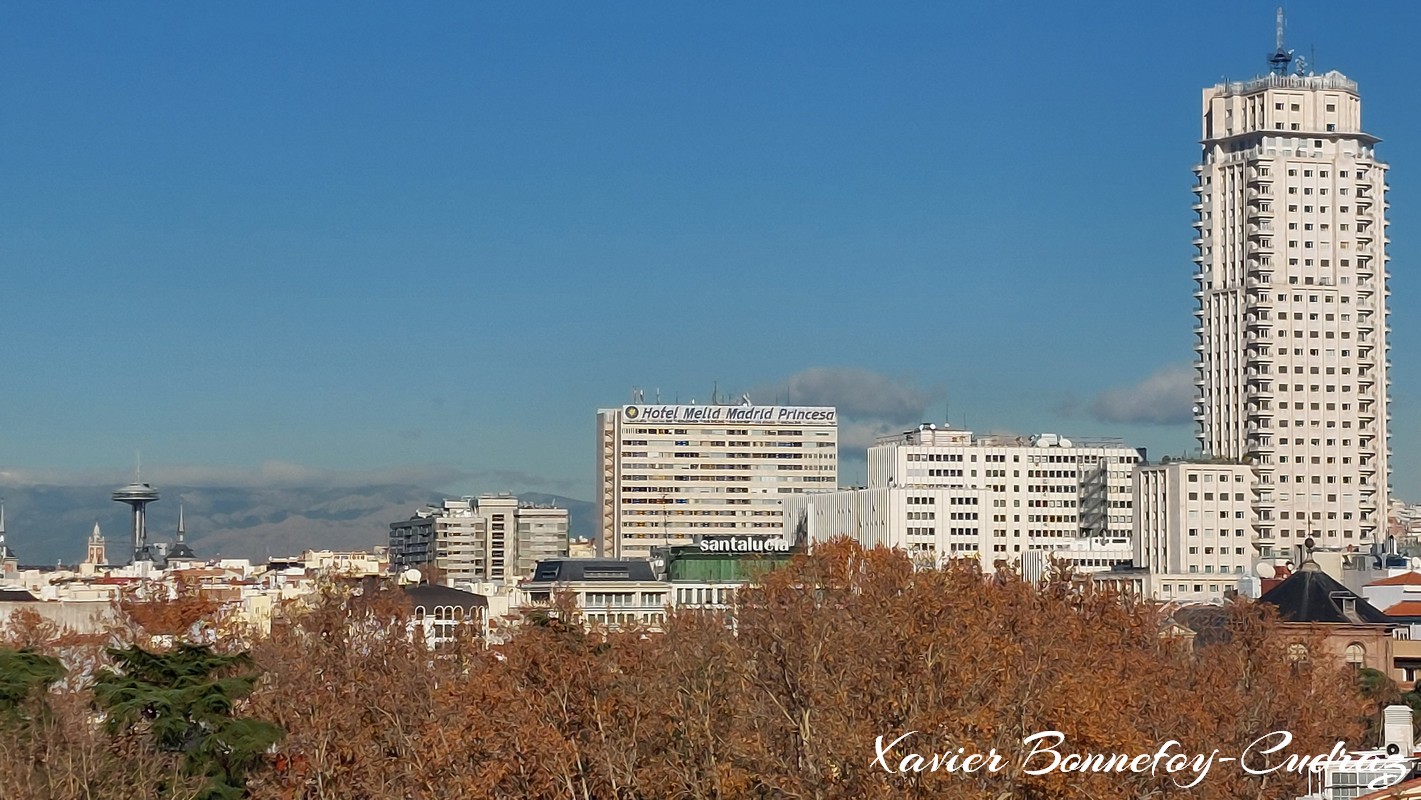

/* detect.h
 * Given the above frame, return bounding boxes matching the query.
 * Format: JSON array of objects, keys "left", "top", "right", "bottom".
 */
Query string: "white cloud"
[
  {"left": 752, "top": 367, "right": 943, "bottom": 460},
  {"left": 756, "top": 366, "right": 942, "bottom": 425},
  {"left": 1088, "top": 365, "right": 1195, "bottom": 426}
]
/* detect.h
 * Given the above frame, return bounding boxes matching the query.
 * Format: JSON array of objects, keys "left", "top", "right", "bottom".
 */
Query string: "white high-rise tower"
[{"left": 1193, "top": 14, "right": 1390, "bottom": 549}]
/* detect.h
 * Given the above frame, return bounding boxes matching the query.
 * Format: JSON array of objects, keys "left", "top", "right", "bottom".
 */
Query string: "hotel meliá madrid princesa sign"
[{"left": 621, "top": 405, "right": 836, "bottom": 426}]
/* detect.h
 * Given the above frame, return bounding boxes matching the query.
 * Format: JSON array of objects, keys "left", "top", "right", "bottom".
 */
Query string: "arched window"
[{"left": 1345, "top": 643, "right": 1366, "bottom": 669}]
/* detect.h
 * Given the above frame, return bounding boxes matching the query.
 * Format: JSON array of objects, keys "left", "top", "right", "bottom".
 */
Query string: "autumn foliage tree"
[{"left": 0, "top": 541, "right": 1379, "bottom": 800}]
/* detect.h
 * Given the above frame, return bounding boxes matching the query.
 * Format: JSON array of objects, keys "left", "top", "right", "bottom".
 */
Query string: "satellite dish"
[
  {"left": 1255, "top": 562, "right": 1277, "bottom": 579},
  {"left": 402, "top": 568, "right": 422, "bottom": 584}
]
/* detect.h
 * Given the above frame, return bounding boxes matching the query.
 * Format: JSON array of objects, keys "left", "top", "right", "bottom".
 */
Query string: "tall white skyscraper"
[{"left": 1193, "top": 29, "right": 1390, "bottom": 550}]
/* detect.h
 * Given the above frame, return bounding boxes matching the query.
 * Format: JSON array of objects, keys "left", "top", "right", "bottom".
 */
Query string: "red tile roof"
[
  {"left": 1371, "top": 572, "right": 1421, "bottom": 587},
  {"left": 1385, "top": 600, "right": 1421, "bottom": 617}
]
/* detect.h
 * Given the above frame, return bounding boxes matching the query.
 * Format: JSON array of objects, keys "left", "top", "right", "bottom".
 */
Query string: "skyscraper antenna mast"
[{"left": 1267, "top": 7, "right": 1294, "bottom": 76}]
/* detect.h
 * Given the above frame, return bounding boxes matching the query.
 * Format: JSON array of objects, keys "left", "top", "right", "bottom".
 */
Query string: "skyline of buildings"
[{"left": 0, "top": 14, "right": 1413, "bottom": 605}]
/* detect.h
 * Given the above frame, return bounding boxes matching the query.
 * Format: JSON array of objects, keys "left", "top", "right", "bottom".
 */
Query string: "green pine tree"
[
  {"left": 0, "top": 647, "right": 65, "bottom": 722},
  {"left": 93, "top": 643, "right": 283, "bottom": 800}
]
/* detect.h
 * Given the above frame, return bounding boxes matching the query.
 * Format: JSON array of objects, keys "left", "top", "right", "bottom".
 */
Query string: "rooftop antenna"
[
  {"left": 712, "top": 381, "right": 718, "bottom": 405},
  {"left": 1267, "top": 7, "right": 1294, "bottom": 76}
]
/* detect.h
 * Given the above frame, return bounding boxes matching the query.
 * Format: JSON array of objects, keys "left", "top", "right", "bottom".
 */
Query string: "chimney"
[{"left": 1383, "top": 704, "right": 1414, "bottom": 755}]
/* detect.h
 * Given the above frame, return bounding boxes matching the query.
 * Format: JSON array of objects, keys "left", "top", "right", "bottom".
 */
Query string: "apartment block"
[
  {"left": 1134, "top": 461, "right": 1257, "bottom": 601},
  {"left": 389, "top": 495, "right": 569, "bottom": 584}
]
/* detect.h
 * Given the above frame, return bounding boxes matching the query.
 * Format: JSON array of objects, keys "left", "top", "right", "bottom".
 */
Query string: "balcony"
[
  {"left": 1248, "top": 202, "right": 1275, "bottom": 219},
  {"left": 1245, "top": 382, "right": 1274, "bottom": 397}
]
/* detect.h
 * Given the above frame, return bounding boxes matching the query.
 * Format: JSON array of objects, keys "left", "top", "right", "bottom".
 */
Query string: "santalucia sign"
[
  {"left": 698, "top": 538, "right": 794, "bottom": 554},
  {"left": 623, "top": 405, "right": 836, "bottom": 425}
]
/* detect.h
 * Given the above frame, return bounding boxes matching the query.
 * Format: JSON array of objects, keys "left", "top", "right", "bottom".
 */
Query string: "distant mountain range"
[{"left": 0, "top": 484, "right": 595, "bottom": 566}]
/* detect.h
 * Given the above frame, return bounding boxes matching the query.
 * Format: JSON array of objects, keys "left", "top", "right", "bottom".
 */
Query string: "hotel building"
[{"left": 596, "top": 404, "right": 838, "bottom": 559}]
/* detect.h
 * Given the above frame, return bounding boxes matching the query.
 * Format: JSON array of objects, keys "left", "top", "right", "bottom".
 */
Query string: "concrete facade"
[
  {"left": 1194, "top": 70, "right": 1391, "bottom": 549},
  {"left": 1133, "top": 461, "right": 1257, "bottom": 601},
  {"left": 389, "top": 496, "right": 569, "bottom": 583},
  {"left": 597, "top": 404, "right": 837, "bottom": 560}
]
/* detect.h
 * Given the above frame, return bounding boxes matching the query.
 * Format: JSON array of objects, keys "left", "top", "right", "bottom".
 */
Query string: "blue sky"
[{"left": 2, "top": 1, "right": 1419, "bottom": 499}]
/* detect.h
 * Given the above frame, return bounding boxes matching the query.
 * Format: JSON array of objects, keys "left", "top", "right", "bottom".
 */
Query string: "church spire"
[
  {"left": 168, "top": 502, "right": 196, "bottom": 561},
  {"left": 86, "top": 521, "right": 107, "bottom": 567},
  {"left": 0, "top": 499, "right": 15, "bottom": 563}
]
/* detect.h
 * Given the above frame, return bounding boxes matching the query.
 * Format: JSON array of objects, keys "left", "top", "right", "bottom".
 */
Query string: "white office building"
[
  {"left": 597, "top": 403, "right": 838, "bottom": 560},
  {"left": 1193, "top": 43, "right": 1390, "bottom": 549},
  {"left": 783, "top": 426, "right": 1143, "bottom": 569},
  {"left": 1134, "top": 461, "right": 1257, "bottom": 601}
]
